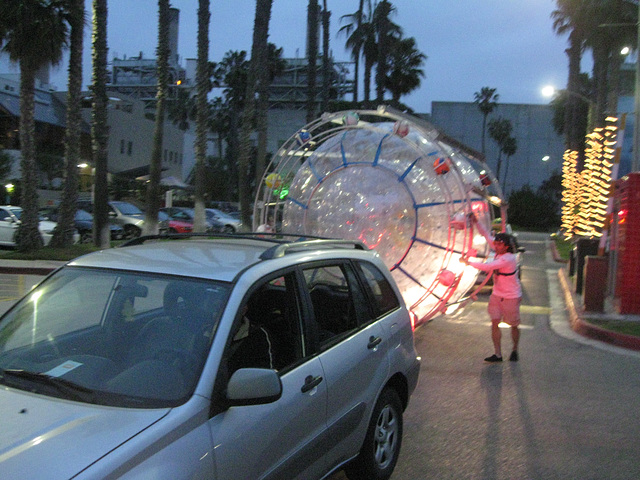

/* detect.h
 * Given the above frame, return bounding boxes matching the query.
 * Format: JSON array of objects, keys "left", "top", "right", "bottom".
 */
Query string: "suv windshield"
[{"left": 0, "top": 267, "right": 230, "bottom": 408}]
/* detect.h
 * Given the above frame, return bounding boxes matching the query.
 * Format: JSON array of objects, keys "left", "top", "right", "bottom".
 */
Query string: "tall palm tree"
[
  {"left": 0, "top": 0, "right": 68, "bottom": 251},
  {"left": 339, "top": 1, "right": 380, "bottom": 105},
  {"left": 374, "top": 0, "right": 400, "bottom": 103},
  {"left": 584, "top": 0, "right": 636, "bottom": 126},
  {"left": 552, "top": 0, "right": 590, "bottom": 152},
  {"left": 338, "top": 0, "right": 365, "bottom": 102},
  {"left": 91, "top": 0, "right": 110, "bottom": 248},
  {"left": 487, "top": 116, "right": 512, "bottom": 181},
  {"left": 255, "top": 43, "right": 285, "bottom": 189},
  {"left": 145, "top": 0, "right": 170, "bottom": 235},
  {"left": 500, "top": 136, "right": 517, "bottom": 192},
  {"left": 238, "top": 0, "right": 273, "bottom": 228},
  {"left": 193, "top": 0, "right": 210, "bottom": 233},
  {"left": 474, "top": 86, "right": 499, "bottom": 156},
  {"left": 385, "top": 36, "right": 425, "bottom": 104},
  {"left": 51, "top": 0, "right": 85, "bottom": 248},
  {"left": 321, "top": 0, "right": 331, "bottom": 113},
  {"left": 306, "top": 0, "right": 320, "bottom": 123}
]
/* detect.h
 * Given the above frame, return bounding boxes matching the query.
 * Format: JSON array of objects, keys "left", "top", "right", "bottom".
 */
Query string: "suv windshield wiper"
[{"left": 0, "top": 369, "right": 97, "bottom": 403}]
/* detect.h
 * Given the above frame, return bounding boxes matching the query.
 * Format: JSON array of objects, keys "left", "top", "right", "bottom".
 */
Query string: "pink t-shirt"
[{"left": 469, "top": 253, "right": 522, "bottom": 298}]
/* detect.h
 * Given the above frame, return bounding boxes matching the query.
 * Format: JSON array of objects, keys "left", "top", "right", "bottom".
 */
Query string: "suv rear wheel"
[{"left": 345, "top": 387, "right": 403, "bottom": 480}]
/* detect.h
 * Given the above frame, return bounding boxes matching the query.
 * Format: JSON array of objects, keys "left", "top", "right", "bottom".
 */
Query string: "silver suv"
[{"left": 0, "top": 235, "right": 419, "bottom": 480}]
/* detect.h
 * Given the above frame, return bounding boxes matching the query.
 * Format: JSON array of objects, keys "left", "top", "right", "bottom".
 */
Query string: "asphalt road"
[{"left": 380, "top": 232, "right": 640, "bottom": 479}]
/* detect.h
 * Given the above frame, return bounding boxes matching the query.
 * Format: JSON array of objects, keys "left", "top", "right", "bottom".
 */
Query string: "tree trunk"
[
  {"left": 306, "top": 0, "right": 319, "bottom": 123},
  {"left": 92, "top": 0, "right": 110, "bottom": 248},
  {"left": 238, "top": 0, "right": 273, "bottom": 228},
  {"left": 352, "top": 0, "right": 364, "bottom": 103},
  {"left": 321, "top": 1, "right": 331, "bottom": 114},
  {"left": 193, "top": 0, "right": 210, "bottom": 233},
  {"left": 16, "top": 65, "right": 42, "bottom": 251},
  {"left": 145, "top": 0, "right": 171, "bottom": 235},
  {"left": 565, "top": 32, "right": 584, "bottom": 156},
  {"left": 51, "top": 0, "right": 84, "bottom": 248}
]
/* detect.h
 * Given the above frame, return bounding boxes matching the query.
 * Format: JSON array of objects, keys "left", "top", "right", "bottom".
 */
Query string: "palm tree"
[
  {"left": 0, "top": 0, "right": 68, "bottom": 251},
  {"left": 306, "top": 0, "right": 320, "bottom": 123},
  {"left": 193, "top": 0, "right": 210, "bottom": 233},
  {"left": 385, "top": 36, "right": 425, "bottom": 104},
  {"left": 374, "top": 0, "right": 400, "bottom": 103},
  {"left": 238, "top": 0, "right": 273, "bottom": 228},
  {"left": 339, "top": 1, "right": 381, "bottom": 105},
  {"left": 474, "top": 86, "right": 499, "bottom": 156},
  {"left": 338, "top": 0, "right": 365, "bottom": 102},
  {"left": 584, "top": 0, "right": 636, "bottom": 126},
  {"left": 91, "top": 0, "right": 110, "bottom": 248},
  {"left": 51, "top": 0, "right": 85, "bottom": 248},
  {"left": 487, "top": 116, "right": 513, "bottom": 182},
  {"left": 321, "top": 0, "right": 331, "bottom": 113},
  {"left": 552, "top": 0, "right": 590, "bottom": 152},
  {"left": 255, "top": 43, "right": 285, "bottom": 189},
  {"left": 500, "top": 136, "right": 517, "bottom": 192},
  {"left": 145, "top": 0, "right": 170, "bottom": 235}
]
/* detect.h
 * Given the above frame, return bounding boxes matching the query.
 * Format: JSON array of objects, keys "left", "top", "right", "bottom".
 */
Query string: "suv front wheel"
[{"left": 345, "top": 387, "right": 403, "bottom": 480}]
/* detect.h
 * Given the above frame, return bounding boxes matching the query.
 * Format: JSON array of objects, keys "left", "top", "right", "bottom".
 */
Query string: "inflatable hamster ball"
[{"left": 254, "top": 106, "right": 506, "bottom": 323}]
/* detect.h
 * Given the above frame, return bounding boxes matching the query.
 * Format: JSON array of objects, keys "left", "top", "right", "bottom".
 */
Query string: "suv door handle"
[
  {"left": 301, "top": 375, "right": 323, "bottom": 393},
  {"left": 368, "top": 336, "right": 382, "bottom": 349}
]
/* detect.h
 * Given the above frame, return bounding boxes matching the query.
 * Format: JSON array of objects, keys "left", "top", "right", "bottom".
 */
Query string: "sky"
[{"left": 2, "top": 0, "right": 576, "bottom": 114}]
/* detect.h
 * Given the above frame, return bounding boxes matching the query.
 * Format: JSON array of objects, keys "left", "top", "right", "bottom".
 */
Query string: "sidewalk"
[{"left": 551, "top": 241, "right": 640, "bottom": 352}]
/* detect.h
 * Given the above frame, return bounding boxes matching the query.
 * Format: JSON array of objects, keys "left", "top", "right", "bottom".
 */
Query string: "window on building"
[{"left": 127, "top": 141, "right": 132, "bottom": 156}]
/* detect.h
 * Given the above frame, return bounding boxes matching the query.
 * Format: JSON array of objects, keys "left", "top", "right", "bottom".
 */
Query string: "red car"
[
  {"left": 168, "top": 219, "right": 193, "bottom": 233},
  {"left": 159, "top": 211, "right": 193, "bottom": 233}
]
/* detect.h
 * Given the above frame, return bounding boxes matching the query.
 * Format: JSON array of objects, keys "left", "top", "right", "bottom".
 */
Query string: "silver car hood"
[{"left": 0, "top": 387, "right": 168, "bottom": 479}]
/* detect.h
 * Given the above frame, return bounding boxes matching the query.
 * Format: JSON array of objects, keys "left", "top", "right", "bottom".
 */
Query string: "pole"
[{"left": 634, "top": 0, "right": 640, "bottom": 172}]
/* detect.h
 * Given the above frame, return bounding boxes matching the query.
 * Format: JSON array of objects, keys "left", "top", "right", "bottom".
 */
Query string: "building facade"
[{"left": 430, "top": 101, "right": 565, "bottom": 194}]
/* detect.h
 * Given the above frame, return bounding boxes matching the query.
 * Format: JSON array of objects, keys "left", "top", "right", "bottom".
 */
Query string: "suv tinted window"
[
  {"left": 358, "top": 261, "right": 400, "bottom": 317},
  {"left": 303, "top": 264, "right": 357, "bottom": 345}
]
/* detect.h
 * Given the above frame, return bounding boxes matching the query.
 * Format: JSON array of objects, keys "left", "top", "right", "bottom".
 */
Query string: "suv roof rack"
[
  {"left": 118, "top": 232, "right": 365, "bottom": 255},
  {"left": 259, "top": 239, "right": 367, "bottom": 260}
]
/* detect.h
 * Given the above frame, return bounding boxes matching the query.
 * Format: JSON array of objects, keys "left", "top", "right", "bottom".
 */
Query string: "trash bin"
[
  {"left": 575, "top": 238, "right": 599, "bottom": 294},
  {"left": 583, "top": 255, "right": 608, "bottom": 312}
]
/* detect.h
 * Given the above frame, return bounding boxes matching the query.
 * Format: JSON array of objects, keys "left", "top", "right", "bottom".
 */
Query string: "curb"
[{"left": 557, "top": 268, "right": 640, "bottom": 351}]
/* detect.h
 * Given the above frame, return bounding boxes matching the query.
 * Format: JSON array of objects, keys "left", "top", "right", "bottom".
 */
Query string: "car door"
[
  {"left": 300, "top": 261, "right": 389, "bottom": 469},
  {"left": 0, "top": 209, "right": 17, "bottom": 245},
  {"left": 208, "top": 271, "right": 329, "bottom": 480}
]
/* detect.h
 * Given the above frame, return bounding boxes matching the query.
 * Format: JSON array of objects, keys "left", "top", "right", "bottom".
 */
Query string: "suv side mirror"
[{"left": 226, "top": 368, "right": 282, "bottom": 406}]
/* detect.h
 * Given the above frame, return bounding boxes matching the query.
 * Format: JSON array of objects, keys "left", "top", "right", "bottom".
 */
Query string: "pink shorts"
[{"left": 488, "top": 295, "right": 521, "bottom": 326}]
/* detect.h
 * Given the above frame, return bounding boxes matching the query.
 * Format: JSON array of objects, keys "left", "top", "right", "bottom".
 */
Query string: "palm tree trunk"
[
  {"left": 92, "top": 0, "right": 110, "bottom": 248},
  {"left": 145, "top": 0, "right": 171, "bottom": 235},
  {"left": 352, "top": 0, "right": 364, "bottom": 102},
  {"left": 238, "top": 0, "right": 273, "bottom": 228},
  {"left": 306, "top": 0, "right": 319, "bottom": 123},
  {"left": 565, "top": 32, "right": 584, "bottom": 155},
  {"left": 51, "top": 0, "right": 84, "bottom": 248},
  {"left": 16, "top": 65, "right": 42, "bottom": 251},
  {"left": 321, "top": 0, "right": 331, "bottom": 114},
  {"left": 193, "top": 0, "right": 210, "bottom": 233}
]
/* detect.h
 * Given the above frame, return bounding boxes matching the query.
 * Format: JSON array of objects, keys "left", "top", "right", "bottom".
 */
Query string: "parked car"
[
  {"left": 158, "top": 210, "right": 192, "bottom": 234},
  {"left": 78, "top": 200, "right": 169, "bottom": 238},
  {"left": 0, "top": 235, "right": 420, "bottom": 479},
  {"left": 0, "top": 205, "right": 79, "bottom": 247},
  {"left": 206, "top": 208, "right": 242, "bottom": 233},
  {"left": 161, "top": 206, "right": 218, "bottom": 232},
  {"left": 39, "top": 208, "right": 125, "bottom": 243}
]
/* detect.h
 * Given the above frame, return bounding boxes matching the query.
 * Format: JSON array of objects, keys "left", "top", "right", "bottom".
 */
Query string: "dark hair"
[{"left": 494, "top": 233, "right": 515, "bottom": 253}]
